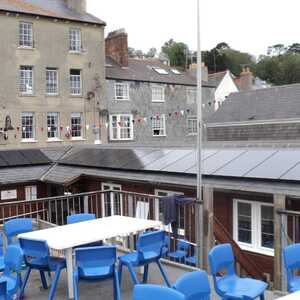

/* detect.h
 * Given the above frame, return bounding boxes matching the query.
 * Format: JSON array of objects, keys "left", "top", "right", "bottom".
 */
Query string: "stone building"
[
  {"left": 0, "top": 0, "right": 106, "bottom": 148},
  {"left": 104, "top": 30, "right": 215, "bottom": 146}
]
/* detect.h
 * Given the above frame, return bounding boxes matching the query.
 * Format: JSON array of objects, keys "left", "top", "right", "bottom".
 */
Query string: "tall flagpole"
[{"left": 196, "top": 0, "right": 203, "bottom": 268}]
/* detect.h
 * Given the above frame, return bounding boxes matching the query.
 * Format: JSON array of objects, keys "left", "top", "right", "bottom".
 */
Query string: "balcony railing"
[{"left": 0, "top": 190, "right": 197, "bottom": 266}]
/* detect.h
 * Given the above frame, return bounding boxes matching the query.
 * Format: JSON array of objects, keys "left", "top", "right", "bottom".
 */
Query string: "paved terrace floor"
[{"left": 23, "top": 262, "right": 281, "bottom": 300}]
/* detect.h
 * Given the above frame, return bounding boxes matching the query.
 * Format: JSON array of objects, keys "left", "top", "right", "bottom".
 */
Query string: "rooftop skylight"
[
  {"left": 152, "top": 67, "right": 169, "bottom": 75},
  {"left": 170, "top": 69, "right": 181, "bottom": 75}
]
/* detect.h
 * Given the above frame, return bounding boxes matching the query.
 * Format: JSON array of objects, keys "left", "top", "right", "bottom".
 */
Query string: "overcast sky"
[{"left": 87, "top": 0, "right": 298, "bottom": 58}]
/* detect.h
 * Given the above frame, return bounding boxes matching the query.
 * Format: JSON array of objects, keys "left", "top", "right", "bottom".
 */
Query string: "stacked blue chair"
[
  {"left": 3, "top": 218, "right": 33, "bottom": 247},
  {"left": 174, "top": 270, "right": 211, "bottom": 300},
  {"left": 118, "top": 230, "right": 171, "bottom": 287},
  {"left": 133, "top": 284, "right": 185, "bottom": 300},
  {"left": 67, "top": 213, "right": 96, "bottom": 224},
  {"left": 209, "top": 243, "right": 268, "bottom": 300},
  {"left": 162, "top": 235, "right": 170, "bottom": 257},
  {"left": 283, "top": 243, "right": 300, "bottom": 292},
  {"left": 73, "top": 246, "right": 120, "bottom": 300},
  {"left": 0, "top": 245, "right": 23, "bottom": 300},
  {"left": 19, "top": 238, "right": 66, "bottom": 300},
  {"left": 167, "top": 239, "right": 191, "bottom": 263},
  {"left": 185, "top": 255, "right": 197, "bottom": 266},
  {"left": 0, "top": 281, "right": 7, "bottom": 300},
  {"left": 0, "top": 234, "right": 5, "bottom": 272}
]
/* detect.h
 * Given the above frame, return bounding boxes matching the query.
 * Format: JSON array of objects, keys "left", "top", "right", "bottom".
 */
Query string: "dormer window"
[{"left": 69, "top": 28, "right": 82, "bottom": 52}]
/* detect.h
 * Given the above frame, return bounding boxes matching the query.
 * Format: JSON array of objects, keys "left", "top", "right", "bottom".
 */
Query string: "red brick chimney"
[
  {"left": 105, "top": 29, "right": 129, "bottom": 67},
  {"left": 239, "top": 67, "right": 253, "bottom": 91}
]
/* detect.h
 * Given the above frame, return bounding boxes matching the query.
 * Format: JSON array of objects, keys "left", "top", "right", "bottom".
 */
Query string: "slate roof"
[
  {"left": 0, "top": 0, "right": 105, "bottom": 25},
  {"left": 207, "top": 71, "right": 227, "bottom": 87},
  {"left": 208, "top": 83, "right": 300, "bottom": 123},
  {"left": 106, "top": 57, "right": 215, "bottom": 87}
]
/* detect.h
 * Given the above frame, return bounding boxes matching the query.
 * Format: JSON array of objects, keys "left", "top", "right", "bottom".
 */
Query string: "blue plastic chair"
[
  {"left": 283, "top": 243, "right": 300, "bottom": 292},
  {"left": 73, "top": 246, "right": 120, "bottom": 300},
  {"left": 209, "top": 244, "right": 268, "bottom": 300},
  {"left": 162, "top": 235, "right": 170, "bottom": 257},
  {"left": 0, "top": 245, "right": 23, "bottom": 300},
  {"left": 0, "top": 281, "right": 7, "bottom": 300},
  {"left": 174, "top": 270, "right": 211, "bottom": 300},
  {"left": 19, "top": 238, "right": 66, "bottom": 300},
  {"left": 0, "top": 234, "right": 5, "bottom": 272},
  {"left": 133, "top": 284, "right": 185, "bottom": 300},
  {"left": 118, "top": 230, "right": 171, "bottom": 287},
  {"left": 185, "top": 255, "right": 196, "bottom": 266},
  {"left": 3, "top": 218, "right": 33, "bottom": 246},
  {"left": 67, "top": 213, "right": 96, "bottom": 224},
  {"left": 167, "top": 239, "right": 191, "bottom": 263}
]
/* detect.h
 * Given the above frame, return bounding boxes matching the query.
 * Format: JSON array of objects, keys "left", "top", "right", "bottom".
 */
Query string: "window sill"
[
  {"left": 19, "top": 93, "right": 35, "bottom": 97},
  {"left": 114, "top": 98, "right": 130, "bottom": 101},
  {"left": 110, "top": 138, "right": 134, "bottom": 141},
  {"left": 70, "top": 137, "right": 86, "bottom": 141},
  {"left": 69, "top": 50, "right": 83, "bottom": 54},
  {"left": 238, "top": 243, "right": 274, "bottom": 257},
  {"left": 17, "top": 46, "right": 35, "bottom": 50},
  {"left": 70, "top": 95, "right": 83, "bottom": 98},
  {"left": 152, "top": 100, "right": 165, "bottom": 103},
  {"left": 46, "top": 94, "right": 59, "bottom": 97},
  {"left": 21, "top": 139, "right": 37, "bottom": 143},
  {"left": 46, "top": 139, "right": 63, "bottom": 143},
  {"left": 152, "top": 135, "right": 167, "bottom": 137}
]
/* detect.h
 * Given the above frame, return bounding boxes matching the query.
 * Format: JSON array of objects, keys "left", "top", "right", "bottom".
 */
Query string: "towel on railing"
[{"left": 161, "top": 195, "right": 194, "bottom": 237}]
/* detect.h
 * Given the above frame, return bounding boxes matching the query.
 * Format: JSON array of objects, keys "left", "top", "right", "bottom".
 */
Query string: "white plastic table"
[
  {"left": 18, "top": 215, "right": 162, "bottom": 299},
  {"left": 277, "top": 291, "right": 300, "bottom": 299}
]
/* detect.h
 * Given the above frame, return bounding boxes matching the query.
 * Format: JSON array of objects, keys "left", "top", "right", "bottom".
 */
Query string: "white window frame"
[
  {"left": 1, "top": 190, "right": 17, "bottom": 201},
  {"left": 70, "top": 112, "right": 83, "bottom": 139},
  {"left": 101, "top": 183, "right": 123, "bottom": 217},
  {"left": 21, "top": 112, "right": 35, "bottom": 141},
  {"left": 25, "top": 186, "right": 37, "bottom": 201},
  {"left": 69, "top": 28, "right": 82, "bottom": 52},
  {"left": 187, "top": 87, "right": 197, "bottom": 104},
  {"left": 109, "top": 114, "right": 133, "bottom": 141},
  {"left": 47, "top": 112, "right": 60, "bottom": 140},
  {"left": 70, "top": 69, "right": 82, "bottom": 96},
  {"left": 20, "top": 66, "right": 33, "bottom": 95},
  {"left": 46, "top": 68, "right": 59, "bottom": 95},
  {"left": 114, "top": 82, "right": 129, "bottom": 100},
  {"left": 152, "top": 114, "right": 166, "bottom": 137},
  {"left": 151, "top": 85, "right": 165, "bottom": 102},
  {"left": 19, "top": 21, "right": 33, "bottom": 48},
  {"left": 155, "top": 189, "right": 185, "bottom": 236},
  {"left": 187, "top": 117, "right": 197, "bottom": 135},
  {"left": 233, "top": 199, "right": 274, "bottom": 256}
]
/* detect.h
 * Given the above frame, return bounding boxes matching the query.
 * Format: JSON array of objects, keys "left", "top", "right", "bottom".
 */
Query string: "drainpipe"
[{"left": 196, "top": 0, "right": 204, "bottom": 269}]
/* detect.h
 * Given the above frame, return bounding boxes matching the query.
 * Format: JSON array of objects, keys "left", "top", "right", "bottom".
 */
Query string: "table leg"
[{"left": 65, "top": 248, "right": 74, "bottom": 300}]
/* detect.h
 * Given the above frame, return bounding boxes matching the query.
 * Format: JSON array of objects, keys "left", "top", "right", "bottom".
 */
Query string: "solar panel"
[
  {"left": 21, "top": 149, "right": 51, "bottom": 164},
  {"left": 145, "top": 150, "right": 193, "bottom": 171},
  {"left": 246, "top": 149, "right": 300, "bottom": 179},
  {"left": 118, "top": 149, "right": 154, "bottom": 170},
  {"left": 163, "top": 151, "right": 197, "bottom": 173},
  {"left": 215, "top": 149, "right": 277, "bottom": 177},
  {"left": 0, "top": 150, "right": 30, "bottom": 166},
  {"left": 0, "top": 155, "right": 8, "bottom": 167}
]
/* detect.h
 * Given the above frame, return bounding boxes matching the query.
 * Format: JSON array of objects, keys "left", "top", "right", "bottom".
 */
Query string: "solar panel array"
[
  {"left": 59, "top": 147, "right": 300, "bottom": 181},
  {"left": 0, "top": 149, "right": 51, "bottom": 168}
]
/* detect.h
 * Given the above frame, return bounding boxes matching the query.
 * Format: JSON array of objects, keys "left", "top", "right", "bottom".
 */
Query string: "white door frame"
[{"left": 101, "top": 183, "right": 122, "bottom": 217}]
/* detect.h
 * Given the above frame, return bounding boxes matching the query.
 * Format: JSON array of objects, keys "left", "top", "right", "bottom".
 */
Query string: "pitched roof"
[
  {"left": 105, "top": 57, "right": 215, "bottom": 87},
  {"left": 0, "top": 0, "right": 105, "bottom": 25},
  {"left": 207, "top": 71, "right": 228, "bottom": 87},
  {"left": 208, "top": 83, "right": 300, "bottom": 123}
]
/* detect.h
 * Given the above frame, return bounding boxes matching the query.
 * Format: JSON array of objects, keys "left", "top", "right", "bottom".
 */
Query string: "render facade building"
[
  {"left": 0, "top": 0, "right": 106, "bottom": 148},
  {"left": 104, "top": 30, "right": 216, "bottom": 146}
]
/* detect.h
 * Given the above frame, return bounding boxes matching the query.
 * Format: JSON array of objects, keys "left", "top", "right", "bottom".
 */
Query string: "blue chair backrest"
[
  {"left": 0, "top": 281, "right": 7, "bottom": 298},
  {"left": 137, "top": 230, "right": 165, "bottom": 261},
  {"left": 4, "top": 244, "right": 23, "bottom": 275},
  {"left": 177, "top": 240, "right": 190, "bottom": 252},
  {"left": 164, "top": 235, "right": 170, "bottom": 248},
  {"left": 283, "top": 243, "right": 300, "bottom": 284},
  {"left": 133, "top": 284, "right": 185, "bottom": 300},
  {"left": 75, "top": 246, "right": 116, "bottom": 271},
  {"left": 67, "top": 213, "right": 96, "bottom": 224},
  {"left": 174, "top": 270, "right": 211, "bottom": 300},
  {"left": 19, "top": 238, "right": 50, "bottom": 266},
  {"left": 0, "top": 233, "right": 3, "bottom": 257},
  {"left": 4, "top": 218, "right": 33, "bottom": 244}
]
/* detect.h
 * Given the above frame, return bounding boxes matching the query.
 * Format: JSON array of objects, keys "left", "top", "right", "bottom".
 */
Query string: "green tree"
[
  {"left": 146, "top": 47, "right": 157, "bottom": 58},
  {"left": 162, "top": 40, "right": 189, "bottom": 69}
]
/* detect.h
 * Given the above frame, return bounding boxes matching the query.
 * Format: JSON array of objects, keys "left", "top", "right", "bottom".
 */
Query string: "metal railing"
[{"left": 0, "top": 189, "right": 197, "bottom": 265}]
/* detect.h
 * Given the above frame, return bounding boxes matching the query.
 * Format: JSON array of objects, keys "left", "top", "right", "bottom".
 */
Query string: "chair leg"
[
  {"left": 40, "top": 270, "right": 48, "bottom": 289},
  {"left": 113, "top": 269, "right": 121, "bottom": 300},
  {"left": 73, "top": 271, "right": 79, "bottom": 300},
  {"left": 143, "top": 265, "right": 149, "bottom": 283},
  {"left": 20, "top": 267, "right": 32, "bottom": 298},
  {"left": 48, "top": 266, "right": 63, "bottom": 300},
  {"left": 156, "top": 260, "right": 171, "bottom": 287},
  {"left": 127, "top": 263, "right": 140, "bottom": 285},
  {"left": 260, "top": 294, "right": 265, "bottom": 300},
  {"left": 118, "top": 262, "right": 123, "bottom": 287}
]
